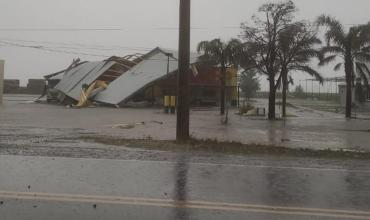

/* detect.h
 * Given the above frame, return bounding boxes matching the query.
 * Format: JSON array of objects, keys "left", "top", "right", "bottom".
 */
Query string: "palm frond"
[
  {"left": 293, "top": 65, "right": 324, "bottom": 83},
  {"left": 197, "top": 41, "right": 210, "bottom": 53},
  {"left": 295, "top": 49, "right": 321, "bottom": 60},
  {"left": 334, "top": 63, "right": 343, "bottom": 71},
  {"left": 355, "top": 62, "right": 369, "bottom": 87},
  {"left": 288, "top": 75, "right": 294, "bottom": 85},
  {"left": 321, "top": 46, "right": 344, "bottom": 55},
  {"left": 357, "top": 62, "right": 370, "bottom": 77},
  {"left": 351, "top": 23, "right": 370, "bottom": 49},
  {"left": 197, "top": 38, "right": 244, "bottom": 68},
  {"left": 225, "top": 38, "right": 243, "bottom": 66},
  {"left": 316, "top": 15, "right": 346, "bottom": 47},
  {"left": 354, "top": 52, "right": 370, "bottom": 63},
  {"left": 318, "top": 55, "right": 337, "bottom": 66}
]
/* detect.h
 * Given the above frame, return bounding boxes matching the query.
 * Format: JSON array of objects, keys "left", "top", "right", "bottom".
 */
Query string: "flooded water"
[{"left": 0, "top": 95, "right": 369, "bottom": 152}]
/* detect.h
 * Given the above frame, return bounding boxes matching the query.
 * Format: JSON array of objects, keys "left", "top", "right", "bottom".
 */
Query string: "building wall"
[
  {"left": 2, "top": 78, "right": 45, "bottom": 94},
  {"left": 4, "top": 79, "right": 20, "bottom": 93},
  {"left": 138, "top": 67, "right": 238, "bottom": 106},
  {"left": 27, "top": 79, "right": 45, "bottom": 94}
]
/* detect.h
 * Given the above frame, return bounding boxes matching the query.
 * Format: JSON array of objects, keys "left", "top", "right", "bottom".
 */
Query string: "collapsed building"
[{"left": 43, "top": 47, "right": 238, "bottom": 107}]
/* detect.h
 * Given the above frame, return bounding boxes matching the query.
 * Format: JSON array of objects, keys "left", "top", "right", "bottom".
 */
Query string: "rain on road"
[{"left": 0, "top": 155, "right": 369, "bottom": 220}]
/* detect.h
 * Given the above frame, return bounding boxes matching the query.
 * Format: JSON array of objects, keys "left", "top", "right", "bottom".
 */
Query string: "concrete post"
[{"left": 0, "top": 60, "right": 4, "bottom": 105}]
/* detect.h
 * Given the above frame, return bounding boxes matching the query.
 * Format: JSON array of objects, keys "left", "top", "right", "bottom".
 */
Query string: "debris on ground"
[
  {"left": 108, "top": 122, "right": 146, "bottom": 129},
  {"left": 111, "top": 124, "right": 136, "bottom": 129}
]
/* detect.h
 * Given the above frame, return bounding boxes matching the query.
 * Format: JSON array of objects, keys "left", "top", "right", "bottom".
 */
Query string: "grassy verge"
[{"left": 81, "top": 136, "right": 370, "bottom": 160}]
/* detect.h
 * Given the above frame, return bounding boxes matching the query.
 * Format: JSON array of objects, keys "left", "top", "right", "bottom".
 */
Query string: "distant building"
[
  {"left": 4, "top": 79, "right": 45, "bottom": 94},
  {"left": 4, "top": 79, "right": 20, "bottom": 93},
  {"left": 27, "top": 79, "right": 45, "bottom": 94}
]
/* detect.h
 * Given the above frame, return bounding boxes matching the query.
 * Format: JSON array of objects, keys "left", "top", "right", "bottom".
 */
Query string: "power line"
[
  {"left": 0, "top": 41, "right": 110, "bottom": 57},
  {"left": 0, "top": 40, "right": 202, "bottom": 61},
  {"left": 0, "top": 26, "right": 242, "bottom": 32},
  {"left": 0, "top": 23, "right": 366, "bottom": 32},
  {"left": 0, "top": 38, "right": 155, "bottom": 52},
  {"left": 0, "top": 28, "right": 125, "bottom": 32}
]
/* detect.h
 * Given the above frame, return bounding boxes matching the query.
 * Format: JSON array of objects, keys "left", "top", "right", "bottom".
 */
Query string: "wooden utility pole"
[{"left": 176, "top": 0, "right": 191, "bottom": 141}]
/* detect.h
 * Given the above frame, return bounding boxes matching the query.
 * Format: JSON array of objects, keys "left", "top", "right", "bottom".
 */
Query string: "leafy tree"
[
  {"left": 240, "top": 70, "right": 261, "bottom": 100},
  {"left": 316, "top": 15, "right": 370, "bottom": 118},
  {"left": 197, "top": 38, "right": 242, "bottom": 115},
  {"left": 240, "top": 0, "right": 297, "bottom": 120},
  {"left": 276, "top": 22, "right": 323, "bottom": 117}
]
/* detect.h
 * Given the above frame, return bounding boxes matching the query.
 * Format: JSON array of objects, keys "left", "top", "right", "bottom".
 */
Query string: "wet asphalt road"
[{"left": 0, "top": 155, "right": 369, "bottom": 220}]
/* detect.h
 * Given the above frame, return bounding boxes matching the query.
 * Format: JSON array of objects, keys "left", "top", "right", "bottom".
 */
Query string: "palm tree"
[
  {"left": 316, "top": 15, "right": 370, "bottom": 118},
  {"left": 197, "top": 38, "right": 242, "bottom": 115},
  {"left": 277, "top": 22, "right": 323, "bottom": 117}
]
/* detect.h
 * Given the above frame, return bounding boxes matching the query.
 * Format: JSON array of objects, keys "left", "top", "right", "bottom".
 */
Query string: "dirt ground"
[{"left": 0, "top": 94, "right": 370, "bottom": 154}]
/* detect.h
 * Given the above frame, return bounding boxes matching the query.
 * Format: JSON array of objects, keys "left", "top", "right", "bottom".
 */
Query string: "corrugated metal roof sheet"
[
  {"left": 94, "top": 48, "right": 199, "bottom": 105},
  {"left": 55, "top": 61, "right": 115, "bottom": 101}
]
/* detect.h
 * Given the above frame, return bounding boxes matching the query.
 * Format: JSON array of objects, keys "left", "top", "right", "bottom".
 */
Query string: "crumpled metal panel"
[
  {"left": 55, "top": 61, "right": 115, "bottom": 101},
  {"left": 94, "top": 48, "right": 199, "bottom": 105}
]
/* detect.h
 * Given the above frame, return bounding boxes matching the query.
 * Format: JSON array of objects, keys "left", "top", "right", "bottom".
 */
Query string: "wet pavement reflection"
[
  {"left": 172, "top": 154, "right": 190, "bottom": 220},
  {"left": 0, "top": 155, "right": 369, "bottom": 219}
]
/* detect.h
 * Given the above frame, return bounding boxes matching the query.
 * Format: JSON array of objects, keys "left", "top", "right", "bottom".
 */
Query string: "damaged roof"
[
  {"left": 94, "top": 47, "right": 199, "bottom": 105},
  {"left": 54, "top": 61, "right": 116, "bottom": 101},
  {"left": 50, "top": 47, "right": 199, "bottom": 105}
]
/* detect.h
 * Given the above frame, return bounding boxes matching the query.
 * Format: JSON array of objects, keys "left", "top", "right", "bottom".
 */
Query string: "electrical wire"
[
  {"left": 0, "top": 41, "right": 110, "bottom": 57},
  {"left": 0, "top": 38, "right": 155, "bottom": 52},
  {"left": 0, "top": 40, "right": 202, "bottom": 61},
  {"left": 0, "top": 26, "right": 241, "bottom": 32},
  {"left": 0, "top": 23, "right": 364, "bottom": 32}
]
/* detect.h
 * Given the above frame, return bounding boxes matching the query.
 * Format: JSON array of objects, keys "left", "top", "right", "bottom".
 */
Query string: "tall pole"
[
  {"left": 305, "top": 80, "right": 308, "bottom": 98},
  {"left": 176, "top": 0, "right": 191, "bottom": 141},
  {"left": 311, "top": 80, "right": 314, "bottom": 100},
  {"left": 0, "top": 60, "right": 4, "bottom": 105}
]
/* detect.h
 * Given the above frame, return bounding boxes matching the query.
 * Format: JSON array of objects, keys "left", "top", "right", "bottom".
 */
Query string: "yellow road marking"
[{"left": 0, "top": 191, "right": 369, "bottom": 219}]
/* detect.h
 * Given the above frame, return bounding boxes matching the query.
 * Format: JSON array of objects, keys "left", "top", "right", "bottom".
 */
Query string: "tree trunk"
[
  {"left": 282, "top": 70, "right": 288, "bottom": 118},
  {"left": 268, "top": 77, "right": 276, "bottom": 120},
  {"left": 345, "top": 77, "right": 352, "bottom": 118},
  {"left": 344, "top": 54, "right": 352, "bottom": 119},
  {"left": 220, "top": 66, "right": 226, "bottom": 115}
]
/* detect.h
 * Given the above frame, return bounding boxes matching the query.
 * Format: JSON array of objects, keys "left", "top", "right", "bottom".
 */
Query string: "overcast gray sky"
[{"left": 0, "top": 0, "right": 369, "bottom": 90}]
